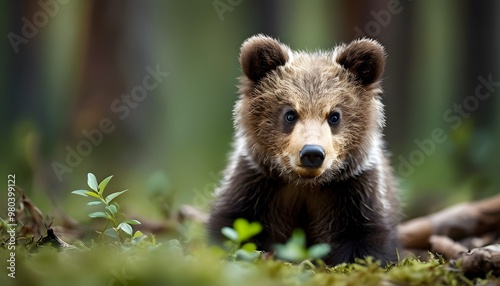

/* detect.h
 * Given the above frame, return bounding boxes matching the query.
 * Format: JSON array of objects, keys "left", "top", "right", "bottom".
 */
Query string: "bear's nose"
[{"left": 299, "top": 145, "right": 325, "bottom": 168}]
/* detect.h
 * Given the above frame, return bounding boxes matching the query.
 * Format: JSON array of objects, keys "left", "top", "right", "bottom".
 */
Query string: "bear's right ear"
[{"left": 240, "top": 35, "right": 289, "bottom": 82}]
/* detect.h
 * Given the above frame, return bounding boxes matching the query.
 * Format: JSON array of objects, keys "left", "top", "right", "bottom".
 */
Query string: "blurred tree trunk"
[
  {"left": 69, "top": 1, "right": 126, "bottom": 137},
  {"left": 458, "top": 1, "right": 500, "bottom": 199}
]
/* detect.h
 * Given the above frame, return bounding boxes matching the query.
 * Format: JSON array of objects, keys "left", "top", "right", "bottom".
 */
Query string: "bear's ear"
[
  {"left": 240, "top": 35, "right": 289, "bottom": 82},
  {"left": 336, "top": 39, "right": 385, "bottom": 86}
]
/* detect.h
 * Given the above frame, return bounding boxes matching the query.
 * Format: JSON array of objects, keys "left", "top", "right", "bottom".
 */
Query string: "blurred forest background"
[{"left": 1, "top": 0, "right": 500, "bottom": 223}]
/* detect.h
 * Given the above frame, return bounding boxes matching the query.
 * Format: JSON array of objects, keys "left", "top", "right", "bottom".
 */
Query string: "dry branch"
[
  {"left": 399, "top": 195, "right": 500, "bottom": 250},
  {"left": 429, "top": 235, "right": 468, "bottom": 259},
  {"left": 177, "top": 205, "right": 208, "bottom": 224},
  {"left": 450, "top": 244, "right": 500, "bottom": 277}
]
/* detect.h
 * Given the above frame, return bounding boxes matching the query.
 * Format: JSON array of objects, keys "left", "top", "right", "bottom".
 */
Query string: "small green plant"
[
  {"left": 274, "top": 229, "right": 331, "bottom": 262},
  {"left": 221, "top": 218, "right": 263, "bottom": 260},
  {"left": 72, "top": 173, "right": 143, "bottom": 242}
]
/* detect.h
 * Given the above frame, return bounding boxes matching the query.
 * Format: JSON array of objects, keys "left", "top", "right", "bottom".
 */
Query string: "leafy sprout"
[
  {"left": 274, "top": 229, "right": 331, "bottom": 262},
  {"left": 221, "top": 218, "right": 263, "bottom": 261},
  {"left": 72, "top": 173, "right": 143, "bottom": 242}
]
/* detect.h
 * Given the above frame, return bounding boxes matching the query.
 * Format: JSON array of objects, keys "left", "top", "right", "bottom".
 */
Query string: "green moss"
[
  {"left": 0, "top": 237, "right": 493, "bottom": 286},
  {"left": 0, "top": 174, "right": 495, "bottom": 285}
]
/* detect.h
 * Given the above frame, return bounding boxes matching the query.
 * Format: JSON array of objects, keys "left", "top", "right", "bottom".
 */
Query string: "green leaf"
[
  {"left": 105, "top": 190, "right": 128, "bottom": 204},
  {"left": 233, "top": 218, "right": 262, "bottom": 242},
  {"left": 85, "top": 191, "right": 101, "bottom": 199},
  {"left": 133, "top": 230, "right": 144, "bottom": 238},
  {"left": 88, "top": 212, "right": 109, "bottom": 219},
  {"left": 290, "top": 229, "right": 306, "bottom": 247},
  {"left": 118, "top": 222, "right": 133, "bottom": 236},
  {"left": 241, "top": 242, "right": 257, "bottom": 253},
  {"left": 98, "top": 175, "right": 113, "bottom": 195},
  {"left": 87, "top": 201, "right": 102, "bottom": 206},
  {"left": 274, "top": 229, "right": 308, "bottom": 262},
  {"left": 235, "top": 249, "right": 260, "bottom": 261},
  {"left": 123, "top": 219, "right": 141, "bottom": 225},
  {"left": 308, "top": 243, "right": 331, "bottom": 259},
  {"left": 221, "top": 227, "right": 238, "bottom": 242},
  {"left": 106, "top": 204, "right": 117, "bottom": 215},
  {"left": 132, "top": 231, "right": 147, "bottom": 243},
  {"left": 87, "top": 173, "right": 99, "bottom": 192},
  {"left": 274, "top": 243, "right": 308, "bottom": 262},
  {"left": 71, "top": 190, "right": 89, "bottom": 197},
  {"left": 103, "top": 228, "right": 118, "bottom": 238},
  {"left": 165, "top": 239, "right": 183, "bottom": 257}
]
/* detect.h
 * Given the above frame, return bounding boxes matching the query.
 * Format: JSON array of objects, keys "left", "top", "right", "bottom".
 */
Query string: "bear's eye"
[
  {"left": 284, "top": 110, "right": 298, "bottom": 123},
  {"left": 328, "top": 111, "right": 341, "bottom": 125}
]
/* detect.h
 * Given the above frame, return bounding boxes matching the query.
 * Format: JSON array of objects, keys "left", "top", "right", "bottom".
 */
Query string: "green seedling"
[
  {"left": 72, "top": 173, "right": 142, "bottom": 242},
  {"left": 274, "top": 229, "right": 331, "bottom": 262},
  {"left": 221, "top": 218, "right": 262, "bottom": 260}
]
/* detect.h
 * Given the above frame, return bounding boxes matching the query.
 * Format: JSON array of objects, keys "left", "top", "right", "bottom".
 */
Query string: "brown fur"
[{"left": 207, "top": 35, "right": 399, "bottom": 266}]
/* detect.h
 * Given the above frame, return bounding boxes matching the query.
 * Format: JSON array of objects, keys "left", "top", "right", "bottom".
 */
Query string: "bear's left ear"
[
  {"left": 240, "top": 34, "right": 290, "bottom": 82},
  {"left": 336, "top": 39, "right": 385, "bottom": 86}
]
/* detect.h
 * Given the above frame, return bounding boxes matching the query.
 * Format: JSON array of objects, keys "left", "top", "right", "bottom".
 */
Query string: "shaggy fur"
[{"left": 207, "top": 35, "right": 399, "bottom": 266}]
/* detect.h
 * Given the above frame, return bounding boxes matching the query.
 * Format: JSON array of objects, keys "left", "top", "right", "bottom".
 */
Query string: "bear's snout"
[{"left": 299, "top": 145, "right": 325, "bottom": 168}]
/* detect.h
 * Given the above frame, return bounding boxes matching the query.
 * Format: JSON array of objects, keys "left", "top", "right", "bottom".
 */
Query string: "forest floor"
[{"left": 1, "top": 175, "right": 499, "bottom": 286}]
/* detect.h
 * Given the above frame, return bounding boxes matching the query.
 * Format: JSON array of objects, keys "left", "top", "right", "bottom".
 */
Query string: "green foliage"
[
  {"left": 222, "top": 218, "right": 262, "bottom": 244},
  {"left": 274, "top": 229, "right": 331, "bottom": 262},
  {"left": 0, "top": 243, "right": 487, "bottom": 286},
  {"left": 71, "top": 173, "right": 143, "bottom": 242},
  {"left": 221, "top": 218, "right": 262, "bottom": 261},
  {"left": 0, "top": 175, "right": 495, "bottom": 286},
  {"left": 220, "top": 220, "right": 331, "bottom": 264}
]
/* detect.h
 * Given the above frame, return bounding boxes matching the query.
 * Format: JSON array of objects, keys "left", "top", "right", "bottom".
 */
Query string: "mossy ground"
[
  {"left": 0, "top": 229, "right": 497, "bottom": 286},
  {"left": 1, "top": 176, "right": 498, "bottom": 285}
]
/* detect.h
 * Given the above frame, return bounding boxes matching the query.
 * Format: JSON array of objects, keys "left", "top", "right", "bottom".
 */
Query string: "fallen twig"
[
  {"left": 450, "top": 244, "right": 500, "bottom": 277},
  {"left": 399, "top": 195, "right": 500, "bottom": 250}
]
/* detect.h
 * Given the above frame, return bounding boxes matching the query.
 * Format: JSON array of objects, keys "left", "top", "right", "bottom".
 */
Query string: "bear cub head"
[{"left": 235, "top": 34, "right": 387, "bottom": 185}]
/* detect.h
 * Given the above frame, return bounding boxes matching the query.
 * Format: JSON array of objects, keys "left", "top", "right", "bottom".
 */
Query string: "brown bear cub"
[{"left": 207, "top": 35, "right": 399, "bottom": 266}]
